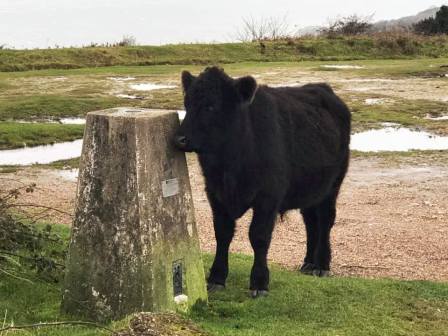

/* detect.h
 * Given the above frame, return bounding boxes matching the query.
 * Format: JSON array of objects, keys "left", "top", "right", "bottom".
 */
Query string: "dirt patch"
[
  {"left": 0, "top": 170, "right": 76, "bottom": 225},
  {"left": 2, "top": 155, "right": 447, "bottom": 282},
  {"left": 189, "top": 155, "right": 448, "bottom": 282},
  {"left": 116, "top": 312, "right": 208, "bottom": 336},
  {"left": 252, "top": 69, "right": 448, "bottom": 103}
]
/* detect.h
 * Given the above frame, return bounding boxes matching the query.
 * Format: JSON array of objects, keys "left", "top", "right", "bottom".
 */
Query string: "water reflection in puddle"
[
  {"left": 425, "top": 114, "right": 448, "bottom": 121},
  {"left": 15, "top": 117, "right": 86, "bottom": 125},
  {"left": 321, "top": 65, "right": 364, "bottom": 69},
  {"left": 59, "top": 117, "right": 86, "bottom": 124},
  {"left": 2, "top": 125, "right": 447, "bottom": 166},
  {"left": 0, "top": 140, "right": 83, "bottom": 165},
  {"left": 116, "top": 94, "right": 141, "bottom": 99},
  {"left": 108, "top": 77, "right": 136, "bottom": 82},
  {"left": 0, "top": 111, "right": 186, "bottom": 165},
  {"left": 129, "top": 83, "right": 177, "bottom": 91},
  {"left": 365, "top": 98, "right": 387, "bottom": 105},
  {"left": 54, "top": 169, "right": 79, "bottom": 182},
  {"left": 351, "top": 127, "right": 448, "bottom": 152}
]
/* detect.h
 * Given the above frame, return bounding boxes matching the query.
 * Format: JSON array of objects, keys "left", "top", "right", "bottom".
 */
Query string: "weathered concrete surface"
[{"left": 61, "top": 108, "right": 207, "bottom": 321}]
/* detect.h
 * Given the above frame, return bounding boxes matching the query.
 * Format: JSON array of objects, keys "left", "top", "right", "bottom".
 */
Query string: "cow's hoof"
[
  {"left": 207, "top": 282, "right": 225, "bottom": 293},
  {"left": 250, "top": 289, "right": 269, "bottom": 298},
  {"left": 312, "top": 269, "right": 330, "bottom": 277},
  {"left": 299, "top": 262, "right": 316, "bottom": 275}
]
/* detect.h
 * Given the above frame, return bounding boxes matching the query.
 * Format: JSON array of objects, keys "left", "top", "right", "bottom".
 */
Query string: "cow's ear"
[
  {"left": 181, "top": 71, "right": 195, "bottom": 92},
  {"left": 235, "top": 76, "right": 258, "bottom": 104}
]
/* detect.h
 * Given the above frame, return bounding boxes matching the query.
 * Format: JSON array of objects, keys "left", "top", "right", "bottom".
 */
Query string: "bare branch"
[
  {"left": 0, "top": 268, "right": 34, "bottom": 284},
  {"left": 235, "top": 15, "right": 292, "bottom": 42},
  {"left": 0, "top": 250, "right": 65, "bottom": 267},
  {"left": 6, "top": 203, "right": 73, "bottom": 217}
]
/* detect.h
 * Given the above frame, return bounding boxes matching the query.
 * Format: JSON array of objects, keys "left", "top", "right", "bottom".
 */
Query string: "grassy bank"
[
  {"left": 2, "top": 93, "right": 447, "bottom": 151},
  {"left": 2, "top": 34, "right": 448, "bottom": 72},
  {"left": 0, "top": 122, "right": 84, "bottom": 149},
  {"left": 0, "top": 95, "right": 124, "bottom": 120},
  {"left": 349, "top": 98, "right": 448, "bottom": 134},
  {"left": 0, "top": 224, "right": 447, "bottom": 336}
]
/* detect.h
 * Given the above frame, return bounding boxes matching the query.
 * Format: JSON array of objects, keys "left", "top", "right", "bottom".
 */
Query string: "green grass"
[
  {"left": 195, "top": 255, "right": 448, "bottom": 336},
  {"left": 3, "top": 91, "right": 447, "bottom": 150},
  {"left": 348, "top": 97, "right": 448, "bottom": 134},
  {"left": 1, "top": 224, "right": 447, "bottom": 336},
  {"left": 314, "top": 57, "right": 448, "bottom": 78},
  {"left": 41, "top": 158, "right": 80, "bottom": 169},
  {"left": 0, "top": 122, "right": 84, "bottom": 149},
  {"left": 0, "top": 57, "right": 446, "bottom": 150},
  {"left": 0, "top": 95, "right": 124, "bottom": 120},
  {"left": 2, "top": 35, "right": 448, "bottom": 72},
  {"left": 1, "top": 57, "right": 448, "bottom": 80},
  {"left": 0, "top": 158, "right": 80, "bottom": 172}
]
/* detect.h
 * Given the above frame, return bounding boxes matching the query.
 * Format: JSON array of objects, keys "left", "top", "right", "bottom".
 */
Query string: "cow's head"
[{"left": 174, "top": 67, "right": 257, "bottom": 153}]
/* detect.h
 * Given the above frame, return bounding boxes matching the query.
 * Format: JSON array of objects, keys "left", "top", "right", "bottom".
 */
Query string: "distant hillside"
[
  {"left": 297, "top": 6, "right": 442, "bottom": 35},
  {"left": 373, "top": 7, "right": 440, "bottom": 31}
]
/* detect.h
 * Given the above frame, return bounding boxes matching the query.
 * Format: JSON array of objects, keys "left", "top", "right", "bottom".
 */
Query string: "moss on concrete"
[{"left": 62, "top": 108, "right": 207, "bottom": 322}]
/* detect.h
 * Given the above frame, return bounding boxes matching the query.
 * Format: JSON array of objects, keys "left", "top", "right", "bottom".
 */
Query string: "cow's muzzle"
[{"left": 174, "top": 135, "right": 193, "bottom": 152}]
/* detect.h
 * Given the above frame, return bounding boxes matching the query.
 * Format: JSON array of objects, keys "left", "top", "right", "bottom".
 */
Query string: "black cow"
[{"left": 174, "top": 67, "right": 350, "bottom": 297}]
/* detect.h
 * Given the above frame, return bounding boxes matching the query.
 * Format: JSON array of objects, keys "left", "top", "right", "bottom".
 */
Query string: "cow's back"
[{"left": 248, "top": 83, "right": 351, "bottom": 210}]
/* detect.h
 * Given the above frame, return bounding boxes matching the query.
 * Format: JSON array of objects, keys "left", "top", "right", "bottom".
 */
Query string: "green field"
[
  {"left": 0, "top": 122, "right": 84, "bottom": 149},
  {"left": 0, "top": 54, "right": 447, "bottom": 151},
  {"left": 1, "top": 224, "right": 447, "bottom": 336}
]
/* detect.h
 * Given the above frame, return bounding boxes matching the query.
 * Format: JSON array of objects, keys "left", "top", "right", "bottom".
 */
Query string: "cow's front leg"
[
  {"left": 207, "top": 201, "right": 236, "bottom": 292},
  {"left": 248, "top": 203, "right": 277, "bottom": 298}
]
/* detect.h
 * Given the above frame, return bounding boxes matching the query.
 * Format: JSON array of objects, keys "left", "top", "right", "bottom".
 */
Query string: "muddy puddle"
[
  {"left": 425, "top": 114, "right": 448, "bottom": 121},
  {"left": 108, "top": 77, "right": 136, "bottom": 82},
  {"left": 0, "top": 140, "right": 83, "bottom": 165},
  {"left": 365, "top": 98, "right": 388, "bottom": 105},
  {"left": 351, "top": 126, "right": 448, "bottom": 152},
  {"left": 0, "top": 111, "right": 186, "bottom": 165},
  {"left": 54, "top": 168, "right": 79, "bottom": 182},
  {"left": 14, "top": 117, "right": 86, "bottom": 124},
  {"left": 2, "top": 124, "right": 447, "bottom": 165},
  {"left": 129, "top": 83, "right": 177, "bottom": 91},
  {"left": 321, "top": 65, "right": 364, "bottom": 69},
  {"left": 115, "top": 94, "right": 142, "bottom": 99},
  {"left": 59, "top": 117, "right": 86, "bottom": 124}
]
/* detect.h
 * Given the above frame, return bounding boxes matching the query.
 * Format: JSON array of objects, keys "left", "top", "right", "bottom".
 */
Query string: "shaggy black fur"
[{"left": 175, "top": 67, "right": 351, "bottom": 296}]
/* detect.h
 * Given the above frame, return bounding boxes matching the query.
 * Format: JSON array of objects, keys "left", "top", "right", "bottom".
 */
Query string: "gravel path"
[
  {"left": 3, "top": 156, "right": 447, "bottom": 282},
  {"left": 188, "top": 156, "right": 448, "bottom": 282}
]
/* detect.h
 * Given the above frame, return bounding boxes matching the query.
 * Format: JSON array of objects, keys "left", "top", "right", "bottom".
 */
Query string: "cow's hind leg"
[
  {"left": 299, "top": 207, "right": 318, "bottom": 275},
  {"left": 313, "top": 191, "right": 338, "bottom": 277},
  {"left": 207, "top": 201, "right": 236, "bottom": 292},
  {"left": 248, "top": 201, "right": 278, "bottom": 298}
]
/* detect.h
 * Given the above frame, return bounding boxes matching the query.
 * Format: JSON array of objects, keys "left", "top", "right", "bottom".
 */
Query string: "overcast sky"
[{"left": 1, "top": 0, "right": 447, "bottom": 49}]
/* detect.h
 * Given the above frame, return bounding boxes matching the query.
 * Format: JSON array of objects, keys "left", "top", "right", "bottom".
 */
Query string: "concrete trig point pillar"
[{"left": 62, "top": 108, "right": 207, "bottom": 321}]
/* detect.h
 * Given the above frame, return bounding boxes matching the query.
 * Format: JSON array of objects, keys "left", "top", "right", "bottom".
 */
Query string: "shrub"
[
  {"left": 414, "top": 5, "right": 448, "bottom": 35},
  {"left": 320, "top": 14, "right": 374, "bottom": 37},
  {"left": 0, "top": 180, "right": 67, "bottom": 282}
]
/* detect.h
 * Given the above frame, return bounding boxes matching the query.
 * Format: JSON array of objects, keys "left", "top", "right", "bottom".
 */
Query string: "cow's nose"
[{"left": 174, "top": 135, "right": 188, "bottom": 149}]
